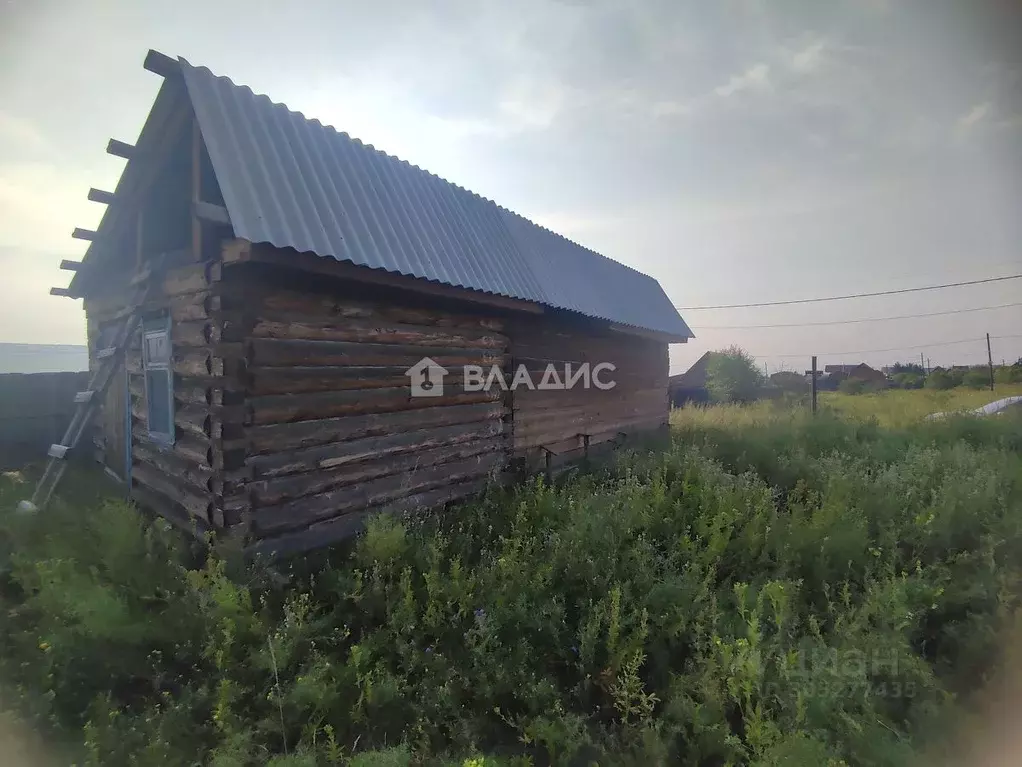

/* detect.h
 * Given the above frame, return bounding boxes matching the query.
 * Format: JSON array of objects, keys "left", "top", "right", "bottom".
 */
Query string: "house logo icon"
[{"left": 406, "top": 357, "right": 449, "bottom": 397}]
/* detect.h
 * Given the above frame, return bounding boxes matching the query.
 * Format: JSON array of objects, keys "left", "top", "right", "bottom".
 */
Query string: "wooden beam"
[
  {"left": 229, "top": 241, "right": 546, "bottom": 316},
  {"left": 72, "top": 227, "right": 97, "bottom": 241},
  {"left": 106, "top": 139, "right": 134, "bottom": 159},
  {"left": 49, "top": 287, "right": 74, "bottom": 297},
  {"left": 191, "top": 118, "right": 202, "bottom": 260},
  {"left": 143, "top": 49, "right": 179, "bottom": 78},
  {"left": 59, "top": 259, "right": 81, "bottom": 271},
  {"left": 135, "top": 209, "right": 144, "bottom": 272},
  {"left": 87, "top": 188, "right": 116, "bottom": 205},
  {"left": 193, "top": 200, "right": 230, "bottom": 226}
]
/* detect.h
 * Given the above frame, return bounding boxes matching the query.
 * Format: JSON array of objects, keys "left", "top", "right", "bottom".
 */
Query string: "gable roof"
[
  {"left": 168, "top": 57, "right": 690, "bottom": 339},
  {"left": 669, "top": 351, "right": 715, "bottom": 389}
]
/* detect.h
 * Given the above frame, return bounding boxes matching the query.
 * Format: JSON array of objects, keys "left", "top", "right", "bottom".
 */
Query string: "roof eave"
[{"left": 608, "top": 323, "right": 692, "bottom": 344}]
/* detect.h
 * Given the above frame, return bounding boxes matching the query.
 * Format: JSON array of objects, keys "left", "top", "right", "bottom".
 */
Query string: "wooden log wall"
[
  {"left": 82, "top": 241, "right": 669, "bottom": 553},
  {"left": 506, "top": 316, "right": 670, "bottom": 471},
  {"left": 128, "top": 259, "right": 225, "bottom": 533},
  {"left": 221, "top": 263, "right": 509, "bottom": 553},
  {"left": 84, "top": 257, "right": 225, "bottom": 535}
]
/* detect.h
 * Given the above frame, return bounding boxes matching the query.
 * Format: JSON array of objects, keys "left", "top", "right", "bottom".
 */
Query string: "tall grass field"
[
  {"left": 821, "top": 383, "right": 1022, "bottom": 426},
  {"left": 1, "top": 393, "right": 1021, "bottom": 765}
]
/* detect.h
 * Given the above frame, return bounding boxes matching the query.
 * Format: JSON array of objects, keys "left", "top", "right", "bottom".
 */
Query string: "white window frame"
[{"left": 142, "top": 315, "right": 175, "bottom": 445}]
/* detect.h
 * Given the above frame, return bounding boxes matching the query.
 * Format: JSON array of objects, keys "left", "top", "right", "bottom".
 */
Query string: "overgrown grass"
[
  {"left": 820, "top": 383, "right": 1022, "bottom": 427},
  {"left": 2, "top": 404, "right": 1022, "bottom": 765}
]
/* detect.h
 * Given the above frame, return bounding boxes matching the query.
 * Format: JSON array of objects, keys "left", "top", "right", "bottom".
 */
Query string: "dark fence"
[{"left": 0, "top": 372, "right": 89, "bottom": 470}]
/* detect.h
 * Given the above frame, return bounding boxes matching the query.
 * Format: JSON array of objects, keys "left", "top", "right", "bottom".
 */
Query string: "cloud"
[
  {"left": 715, "top": 63, "right": 771, "bottom": 97},
  {"left": 993, "top": 113, "right": 1022, "bottom": 131},
  {"left": 496, "top": 77, "right": 568, "bottom": 131},
  {"left": 651, "top": 100, "right": 694, "bottom": 118},
  {"left": 0, "top": 113, "right": 51, "bottom": 153},
  {"left": 0, "top": 162, "right": 95, "bottom": 254},
  {"left": 786, "top": 39, "right": 826, "bottom": 74},
  {"left": 958, "top": 102, "right": 992, "bottom": 130}
]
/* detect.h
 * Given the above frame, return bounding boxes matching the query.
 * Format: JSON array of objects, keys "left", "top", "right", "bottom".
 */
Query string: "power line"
[
  {"left": 691, "top": 302, "right": 1022, "bottom": 330},
  {"left": 676, "top": 274, "right": 1022, "bottom": 310},
  {"left": 760, "top": 333, "right": 1022, "bottom": 359}
]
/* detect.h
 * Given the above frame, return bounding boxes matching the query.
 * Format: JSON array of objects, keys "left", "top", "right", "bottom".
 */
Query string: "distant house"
[
  {"left": 803, "top": 363, "right": 887, "bottom": 391},
  {"left": 818, "top": 363, "right": 888, "bottom": 389},
  {"left": 669, "top": 352, "right": 715, "bottom": 406},
  {"left": 844, "top": 364, "right": 888, "bottom": 385}
]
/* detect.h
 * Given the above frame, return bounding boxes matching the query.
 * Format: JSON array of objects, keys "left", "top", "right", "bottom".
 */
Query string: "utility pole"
[
  {"left": 920, "top": 352, "right": 925, "bottom": 371},
  {"left": 811, "top": 356, "right": 818, "bottom": 415},
  {"left": 926, "top": 357, "right": 930, "bottom": 374},
  {"left": 987, "top": 333, "right": 995, "bottom": 391}
]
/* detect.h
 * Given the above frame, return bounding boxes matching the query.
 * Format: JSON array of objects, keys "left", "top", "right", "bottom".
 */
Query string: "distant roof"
[
  {"left": 669, "top": 351, "right": 714, "bottom": 389},
  {"left": 164, "top": 58, "right": 691, "bottom": 339}
]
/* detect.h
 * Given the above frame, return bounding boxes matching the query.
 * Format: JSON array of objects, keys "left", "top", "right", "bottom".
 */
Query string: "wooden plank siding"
[
  {"left": 506, "top": 316, "right": 670, "bottom": 471},
  {"left": 219, "top": 259, "right": 511, "bottom": 553}
]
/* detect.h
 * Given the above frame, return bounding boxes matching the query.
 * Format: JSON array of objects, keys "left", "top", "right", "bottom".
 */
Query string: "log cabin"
[{"left": 52, "top": 50, "right": 694, "bottom": 556}]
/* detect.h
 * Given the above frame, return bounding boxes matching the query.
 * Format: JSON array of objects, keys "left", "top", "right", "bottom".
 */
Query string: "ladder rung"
[
  {"left": 74, "top": 390, "right": 95, "bottom": 403},
  {"left": 97, "top": 346, "right": 116, "bottom": 359},
  {"left": 48, "top": 444, "right": 70, "bottom": 460}
]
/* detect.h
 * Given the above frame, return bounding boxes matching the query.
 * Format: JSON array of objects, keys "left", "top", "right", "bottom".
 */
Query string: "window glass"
[
  {"left": 144, "top": 332, "right": 170, "bottom": 365},
  {"left": 141, "top": 317, "right": 174, "bottom": 442},
  {"left": 145, "top": 370, "right": 172, "bottom": 436}
]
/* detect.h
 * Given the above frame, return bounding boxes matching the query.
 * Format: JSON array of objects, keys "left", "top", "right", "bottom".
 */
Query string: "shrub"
[
  {"left": 925, "top": 370, "right": 955, "bottom": 390},
  {"left": 892, "top": 372, "right": 924, "bottom": 390},
  {"left": 3, "top": 409, "right": 1022, "bottom": 765},
  {"left": 994, "top": 364, "right": 1022, "bottom": 384},
  {"left": 962, "top": 369, "right": 991, "bottom": 389},
  {"left": 705, "top": 345, "right": 764, "bottom": 403},
  {"left": 769, "top": 371, "right": 809, "bottom": 394},
  {"left": 838, "top": 377, "right": 867, "bottom": 395},
  {"left": 889, "top": 362, "right": 925, "bottom": 376}
]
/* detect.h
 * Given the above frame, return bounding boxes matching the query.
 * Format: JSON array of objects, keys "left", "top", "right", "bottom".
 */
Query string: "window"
[{"left": 142, "top": 316, "right": 174, "bottom": 444}]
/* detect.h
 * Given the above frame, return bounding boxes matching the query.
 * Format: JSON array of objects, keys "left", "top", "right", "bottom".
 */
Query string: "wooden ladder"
[{"left": 18, "top": 264, "right": 161, "bottom": 513}]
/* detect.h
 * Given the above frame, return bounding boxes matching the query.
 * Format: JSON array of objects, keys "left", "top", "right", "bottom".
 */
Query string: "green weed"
[{"left": 1, "top": 406, "right": 1020, "bottom": 765}]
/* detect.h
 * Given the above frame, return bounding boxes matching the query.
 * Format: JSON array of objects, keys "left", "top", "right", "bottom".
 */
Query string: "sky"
[{"left": 1, "top": 0, "right": 1020, "bottom": 374}]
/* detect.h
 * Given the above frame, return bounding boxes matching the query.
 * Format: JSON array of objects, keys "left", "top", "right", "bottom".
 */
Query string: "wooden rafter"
[
  {"left": 87, "top": 188, "right": 116, "bottom": 205},
  {"left": 106, "top": 139, "right": 134, "bottom": 159},
  {"left": 194, "top": 201, "right": 230, "bottom": 226},
  {"left": 143, "top": 49, "right": 179, "bottom": 78}
]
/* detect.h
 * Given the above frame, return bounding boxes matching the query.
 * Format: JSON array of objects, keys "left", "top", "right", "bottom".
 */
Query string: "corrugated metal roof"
[{"left": 180, "top": 58, "right": 693, "bottom": 338}]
